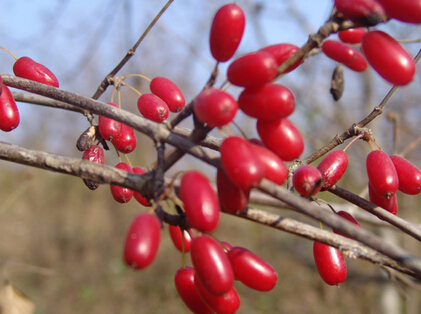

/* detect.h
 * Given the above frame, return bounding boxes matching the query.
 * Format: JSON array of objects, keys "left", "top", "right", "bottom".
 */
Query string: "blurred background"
[{"left": 1, "top": 0, "right": 421, "bottom": 313}]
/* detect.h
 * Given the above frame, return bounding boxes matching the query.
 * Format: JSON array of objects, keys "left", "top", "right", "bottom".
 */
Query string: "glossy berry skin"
[
  {"left": 123, "top": 213, "right": 161, "bottom": 270},
  {"left": 209, "top": 3, "right": 245, "bottom": 62},
  {"left": 194, "top": 273, "right": 240, "bottom": 314},
  {"left": 257, "top": 118, "right": 304, "bottom": 162},
  {"left": 251, "top": 142, "right": 288, "bottom": 186},
  {"left": 82, "top": 145, "right": 104, "bottom": 164},
  {"left": 338, "top": 28, "right": 367, "bottom": 44},
  {"left": 334, "top": 0, "right": 386, "bottom": 26},
  {"left": 13, "top": 56, "right": 59, "bottom": 87},
  {"left": 132, "top": 167, "right": 151, "bottom": 206},
  {"left": 98, "top": 103, "right": 123, "bottom": 141},
  {"left": 150, "top": 77, "right": 185, "bottom": 113},
  {"left": 238, "top": 83, "right": 295, "bottom": 120},
  {"left": 217, "top": 170, "right": 250, "bottom": 215},
  {"left": 366, "top": 150, "right": 398, "bottom": 199},
  {"left": 293, "top": 165, "right": 323, "bottom": 197},
  {"left": 332, "top": 211, "right": 362, "bottom": 239},
  {"left": 313, "top": 241, "right": 347, "bottom": 286},
  {"left": 169, "top": 225, "right": 193, "bottom": 253},
  {"left": 376, "top": 0, "right": 421, "bottom": 24},
  {"left": 322, "top": 40, "right": 367, "bottom": 72},
  {"left": 317, "top": 150, "right": 349, "bottom": 191},
  {"left": 179, "top": 171, "right": 220, "bottom": 233},
  {"left": 0, "top": 85, "right": 20, "bottom": 132},
  {"left": 174, "top": 267, "right": 213, "bottom": 314},
  {"left": 137, "top": 93, "right": 169, "bottom": 123},
  {"left": 111, "top": 124, "right": 137, "bottom": 154},
  {"left": 110, "top": 162, "right": 134, "bottom": 203},
  {"left": 362, "top": 31, "right": 416, "bottom": 86},
  {"left": 220, "top": 136, "right": 264, "bottom": 191},
  {"left": 227, "top": 51, "right": 278, "bottom": 87},
  {"left": 259, "top": 43, "right": 302, "bottom": 73},
  {"left": 390, "top": 155, "right": 421, "bottom": 195},
  {"left": 193, "top": 88, "right": 238, "bottom": 127},
  {"left": 368, "top": 182, "right": 398, "bottom": 215},
  {"left": 191, "top": 235, "right": 234, "bottom": 296},
  {"left": 227, "top": 246, "right": 277, "bottom": 291}
]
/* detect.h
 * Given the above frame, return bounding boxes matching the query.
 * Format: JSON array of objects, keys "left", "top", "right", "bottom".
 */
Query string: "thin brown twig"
[{"left": 91, "top": 0, "right": 175, "bottom": 100}]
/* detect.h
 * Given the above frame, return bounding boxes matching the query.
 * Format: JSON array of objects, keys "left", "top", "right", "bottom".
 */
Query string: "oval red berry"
[
  {"left": 209, "top": 3, "right": 245, "bottom": 62},
  {"left": 238, "top": 83, "right": 295, "bottom": 120},
  {"left": 227, "top": 51, "right": 278, "bottom": 87},
  {"left": 313, "top": 241, "right": 347, "bottom": 286},
  {"left": 193, "top": 87, "right": 238, "bottom": 127},
  {"left": 0, "top": 85, "right": 20, "bottom": 132},
  {"left": 191, "top": 235, "right": 234, "bottom": 296},
  {"left": 317, "top": 150, "right": 349, "bottom": 191},
  {"left": 366, "top": 150, "right": 398, "bottom": 199},
  {"left": 362, "top": 30, "right": 416, "bottom": 85},
  {"left": 228, "top": 246, "right": 277, "bottom": 291},
  {"left": 256, "top": 118, "right": 304, "bottom": 162},
  {"left": 322, "top": 40, "right": 367, "bottom": 72},
  {"left": 174, "top": 267, "right": 213, "bottom": 314},
  {"left": 293, "top": 165, "right": 323, "bottom": 197},
  {"left": 390, "top": 155, "right": 421, "bottom": 195},
  {"left": 220, "top": 136, "right": 264, "bottom": 191},
  {"left": 137, "top": 93, "right": 169, "bottom": 123},
  {"left": 150, "top": 77, "right": 185, "bottom": 113},
  {"left": 179, "top": 171, "right": 220, "bottom": 233},
  {"left": 123, "top": 213, "right": 161, "bottom": 270},
  {"left": 13, "top": 56, "right": 59, "bottom": 87}
]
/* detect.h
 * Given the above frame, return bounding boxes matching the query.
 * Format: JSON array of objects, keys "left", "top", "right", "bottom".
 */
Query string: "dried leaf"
[
  {"left": 330, "top": 64, "right": 344, "bottom": 101},
  {"left": 0, "top": 281, "right": 34, "bottom": 314}
]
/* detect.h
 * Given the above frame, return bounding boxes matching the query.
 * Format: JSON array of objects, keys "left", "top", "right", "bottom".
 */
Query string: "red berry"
[
  {"left": 137, "top": 93, "right": 169, "bottom": 123},
  {"left": 149, "top": 77, "right": 185, "bottom": 113},
  {"left": 376, "top": 0, "right": 421, "bottom": 24},
  {"left": 317, "top": 150, "right": 349, "bottom": 191},
  {"left": 174, "top": 267, "right": 213, "bottom": 314},
  {"left": 193, "top": 87, "right": 238, "bottom": 127},
  {"left": 362, "top": 30, "right": 416, "bottom": 86},
  {"left": 111, "top": 124, "right": 137, "bottom": 154},
  {"left": 110, "top": 162, "right": 134, "bottom": 203},
  {"left": 98, "top": 102, "right": 123, "bottom": 141},
  {"left": 332, "top": 211, "right": 362, "bottom": 238},
  {"left": 220, "top": 136, "right": 264, "bottom": 191},
  {"left": 191, "top": 235, "right": 234, "bottom": 296},
  {"left": 368, "top": 182, "right": 398, "bottom": 215},
  {"left": 209, "top": 3, "right": 245, "bottom": 62},
  {"left": 169, "top": 225, "right": 194, "bottom": 253},
  {"left": 256, "top": 118, "right": 304, "bottom": 162},
  {"left": 123, "top": 213, "right": 161, "bottom": 270},
  {"left": 238, "top": 83, "right": 295, "bottom": 120},
  {"left": 250, "top": 142, "right": 288, "bottom": 185},
  {"left": 132, "top": 167, "right": 151, "bottom": 206},
  {"left": 366, "top": 150, "right": 398, "bottom": 199},
  {"left": 13, "top": 56, "right": 59, "bottom": 87},
  {"left": 216, "top": 170, "right": 250, "bottom": 215},
  {"left": 82, "top": 144, "right": 104, "bottom": 164},
  {"left": 179, "top": 171, "right": 220, "bottom": 233},
  {"left": 0, "top": 85, "right": 20, "bottom": 132},
  {"left": 334, "top": 0, "right": 387, "bottom": 26},
  {"left": 227, "top": 51, "right": 278, "bottom": 87},
  {"left": 390, "top": 155, "right": 421, "bottom": 195},
  {"left": 259, "top": 43, "right": 302, "bottom": 73},
  {"left": 313, "top": 241, "right": 347, "bottom": 286},
  {"left": 322, "top": 40, "right": 367, "bottom": 72},
  {"left": 292, "top": 165, "right": 323, "bottom": 197},
  {"left": 194, "top": 273, "right": 240, "bottom": 314},
  {"left": 338, "top": 28, "right": 367, "bottom": 44},
  {"left": 227, "top": 246, "right": 277, "bottom": 291}
]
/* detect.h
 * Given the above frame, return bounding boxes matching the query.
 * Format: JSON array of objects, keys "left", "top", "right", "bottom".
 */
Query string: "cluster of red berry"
[{"left": 324, "top": 0, "right": 418, "bottom": 86}]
